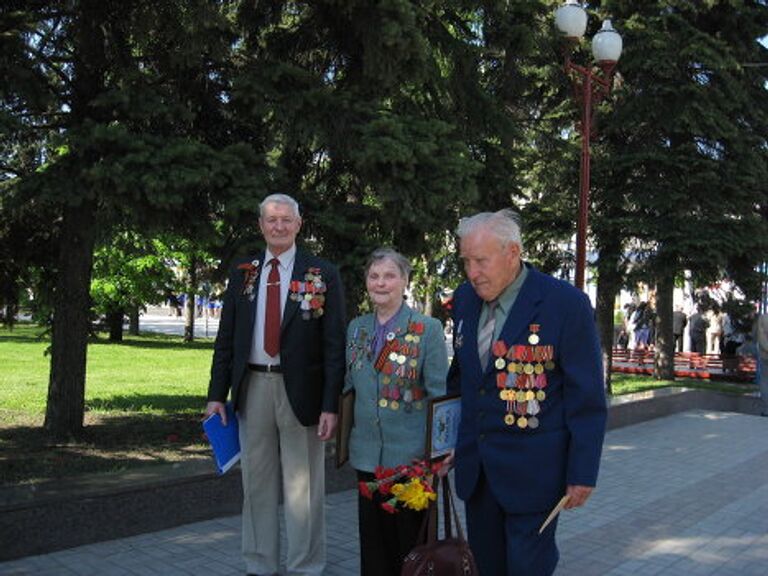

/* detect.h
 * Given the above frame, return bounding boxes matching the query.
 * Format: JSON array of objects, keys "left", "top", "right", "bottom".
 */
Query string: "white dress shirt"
[{"left": 249, "top": 245, "right": 296, "bottom": 365}]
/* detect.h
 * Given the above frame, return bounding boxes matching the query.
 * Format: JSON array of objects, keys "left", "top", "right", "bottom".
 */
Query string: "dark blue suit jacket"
[
  {"left": 208, "top": 249, "right": 346, "bottom": 426},
  {"left": 447, "top": 264, "right": 606, "bottom": 514}
]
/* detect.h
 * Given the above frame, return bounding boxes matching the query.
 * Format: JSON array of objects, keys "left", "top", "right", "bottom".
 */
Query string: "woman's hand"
[{"left": 436, "top": 450, "right": 455, "bottom": 477}]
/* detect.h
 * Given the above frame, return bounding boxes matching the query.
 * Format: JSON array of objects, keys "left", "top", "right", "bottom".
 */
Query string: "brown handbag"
[{"left": 401, "top": 476, "right": 479, "bottom": 576}]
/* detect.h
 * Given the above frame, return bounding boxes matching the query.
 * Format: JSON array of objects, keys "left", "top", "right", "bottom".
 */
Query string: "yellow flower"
[{"left": 393, "top": 477, "right": 436, "bottom": 511}]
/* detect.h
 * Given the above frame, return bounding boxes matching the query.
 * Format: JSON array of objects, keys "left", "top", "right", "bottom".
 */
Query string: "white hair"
[
  {"left": 456, "top": 209, "right": 524, "bottom": 251},
  {"left": 260, "top": 194, "right": 301, "bottom": 218},
  {"left": 365, "top": 248, "right": 412, "bottom": 282}
]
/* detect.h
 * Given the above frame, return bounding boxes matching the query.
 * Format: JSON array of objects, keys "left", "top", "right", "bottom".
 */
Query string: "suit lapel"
[
  {"left": 281, "top": 249, "right": 306, "bottom": 330},
  {"left": 244, "top": 252, "right": 265, "bottom": 338},
  {"left": 392, "top": 304, "right": 414, "bottom": 339},
  {"left": 459, "top": 292, "right": 484, "bottom": 374},
  {"left": 496, "top": 265, "right": 544, "bottom": 348},
  {"left": 373, "top": 305, "right": 413, "bottom": 383}
]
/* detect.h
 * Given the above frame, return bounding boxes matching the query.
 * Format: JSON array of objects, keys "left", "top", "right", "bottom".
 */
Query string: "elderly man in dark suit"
[
  {"left": 205, "top": 194, "right": 346, "bottom": 576},
  {"left": 445, "top": 209, "right": 606, "bottom": 576}
]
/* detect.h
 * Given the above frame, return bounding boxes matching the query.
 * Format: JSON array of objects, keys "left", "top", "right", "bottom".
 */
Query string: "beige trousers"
[{"left": 239, "top": 371, "right": 326, "bottom": 575}]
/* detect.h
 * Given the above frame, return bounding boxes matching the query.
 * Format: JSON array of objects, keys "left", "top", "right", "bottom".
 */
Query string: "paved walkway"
[
  {"left": 2, "top": 410, "right": 767, "bottom": 575},
  {"left": 136, "top": 311, "right": 219, "bottom": 338}
]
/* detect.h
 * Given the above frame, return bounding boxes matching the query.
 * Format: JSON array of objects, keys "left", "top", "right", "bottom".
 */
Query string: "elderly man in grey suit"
[{"left": 205, "top": 194, "right": 346, "bottom": 576}]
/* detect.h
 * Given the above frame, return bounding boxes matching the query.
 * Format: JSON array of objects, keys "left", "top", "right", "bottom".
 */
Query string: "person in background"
[
  {"left": 672, "top": 306, "right": 687, "bottom": 353},
  {"left": 689, "top": 307, "right": 709, "bottom": 354},
  {"left": 632, "top": 302, "right": 652, "bottom": 351},
  {"left": 205, "top": 193, "right": 346, "bottom": 576},
  {"left": 755, "top": 313, "right": 768, "bottom": 417},
  {"left": 707, "top": 307, "right": 724, "bottom": 354},
  {"left": 345, "top": 248, "right": 448, "bottom": 576},
  {"left": 444, "top": 209, "right": 606, "bottom": 576}
]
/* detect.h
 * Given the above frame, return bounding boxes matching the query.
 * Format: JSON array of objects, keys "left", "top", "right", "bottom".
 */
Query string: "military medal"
[
  {"left": 528, "top": 324, "right": 540, "bottom": 345},
  {"left": 524, "top": 363, "right": 534, "bottom": 375},
  {"left": 453, "top": 319, "right": 464, "bottom": 350},
  {"left": 492, "top": 329, "right": 556, "bottom": 428},
  {"left": 374, "top": 316, "right": 428, "bottom": 412}
]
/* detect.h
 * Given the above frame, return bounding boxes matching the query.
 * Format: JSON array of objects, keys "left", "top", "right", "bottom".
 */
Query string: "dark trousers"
[
  {"left": 356, "top": 470, "right": 426, "bottom": 576},
  {"left": 674, "top": 333, "right": 684, "bottom": 352},
  {"left": 465, "top": 468, "right": 559, "bottom": 576}
]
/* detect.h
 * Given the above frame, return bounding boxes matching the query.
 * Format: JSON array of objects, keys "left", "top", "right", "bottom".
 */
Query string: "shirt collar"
[
  {"left": 495, "top": 263, "right": 529, "bottom": 315},
  {"left": 265, "top": 245, "right": 296, "bottom": 272}
]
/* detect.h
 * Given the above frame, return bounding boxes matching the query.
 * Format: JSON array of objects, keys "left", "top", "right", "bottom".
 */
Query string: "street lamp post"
[{"left": 555, "top": 1, "right": 622, "bottom": 291}]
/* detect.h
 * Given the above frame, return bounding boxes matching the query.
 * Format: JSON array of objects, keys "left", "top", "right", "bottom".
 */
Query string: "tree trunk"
[
  {"left": 422, "top": 272, "right": 435, "bottom": 317},
  {"left": 595, "top": 241, "right": 622, "bottom": 395},
  {"left": 3, "top": 302, "right": 18, "bottom": 327},
  {"left": 423, "top": 292, "right": 433, "bottom": 316},
  {"left": 45, "top": 201, "right": 97, "bottom": 438},
  {"left": 107, "top": 310, "right": 124, "bottom": 341},
  {"left": 184, "top": 293, "right": 196, "bottom": 342},
  {"left": 128, "top": 307, "right": 140, "bottom": 335},
  {"left": 654, "top": 271, "right": 675, "bottom": 380},
  {"left": 184, "top": 256, "right": 198, "bottom": 342},
  {"left": 44, "top": 0, "right": 107, "bottom": 438}
]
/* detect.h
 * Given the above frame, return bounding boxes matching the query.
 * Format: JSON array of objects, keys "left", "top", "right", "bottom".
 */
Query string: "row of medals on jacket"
[
  {"left": 378, "top": 327, "right": 424, "bottom": 412},
  {"left": 492, "top": 325, "right": 554, "bottom": 429},
  {"left": 349, "top": 326, "right": 426, "bottom": 412}
]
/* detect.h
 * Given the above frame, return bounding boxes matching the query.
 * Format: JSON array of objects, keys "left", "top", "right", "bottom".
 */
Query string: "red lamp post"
[{"left": 555, "top": 1, "right": 622, "bottom": 291}]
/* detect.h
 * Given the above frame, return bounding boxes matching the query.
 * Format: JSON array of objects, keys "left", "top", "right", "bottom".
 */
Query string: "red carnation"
[
  {"left": 381, "top": 498, "right": 398, "bottom": 514},
  {"left": 358, "top": 481, "right": 374, "bottom": 500}
]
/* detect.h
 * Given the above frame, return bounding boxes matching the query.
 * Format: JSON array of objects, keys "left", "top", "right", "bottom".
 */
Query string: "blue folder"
[{"left": 202, "top": 403, "right": 241, "bottom": 474}]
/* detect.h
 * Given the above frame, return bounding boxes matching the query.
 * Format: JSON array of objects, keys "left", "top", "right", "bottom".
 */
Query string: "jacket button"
[
  {"left": 479, "top": 389, "right": 486, "bottom": 396},
  {"left": 479, "top": 433, "right": 486, "bottom": 441}
]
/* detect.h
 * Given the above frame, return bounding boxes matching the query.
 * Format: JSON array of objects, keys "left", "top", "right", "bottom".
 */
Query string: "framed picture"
[
  {"left": 335, "top": 388, "right": 355, "bottom": 468},
  {"left": 426, "top": 393, "right": 461, "bottom": 461}
]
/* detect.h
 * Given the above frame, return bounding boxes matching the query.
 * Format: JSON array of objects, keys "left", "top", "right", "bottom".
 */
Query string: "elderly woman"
[{"left": 345, "top": 247, "right": 448, "bottom": 576}]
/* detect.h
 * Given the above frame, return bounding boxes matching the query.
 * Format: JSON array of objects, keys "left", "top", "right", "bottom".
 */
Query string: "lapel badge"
[{"left": 453, "top": 319, "right": 464, "bottom": 350}]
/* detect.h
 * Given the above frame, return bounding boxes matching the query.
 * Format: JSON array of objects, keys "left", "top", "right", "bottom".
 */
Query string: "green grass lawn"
[
  {"left": 0, "top": 324, "right": 758, "bottom": 487},
  {"left": 1, "top": 324, "right": 215, "bottom": 486},
  {"left": 1, "top": 324, "right": 212, "bottom": 416}
]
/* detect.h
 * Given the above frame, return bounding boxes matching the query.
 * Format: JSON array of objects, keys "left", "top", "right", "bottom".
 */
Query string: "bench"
[{"left": 610, "top": 348, "right": 756, "bottom": 382}]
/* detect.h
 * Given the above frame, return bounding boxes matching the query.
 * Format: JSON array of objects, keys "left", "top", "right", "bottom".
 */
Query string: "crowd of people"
[
  {"left": 201, "top": 192, "right": 764, "bottom": 576},
  {"left": 616, "top": 299, "right": 754, "bottom": 357}
]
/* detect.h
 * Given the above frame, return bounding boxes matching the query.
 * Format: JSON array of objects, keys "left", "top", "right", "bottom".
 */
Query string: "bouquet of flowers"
[{"left": 359, "top": 460, "right": 443, "bottom": 513}]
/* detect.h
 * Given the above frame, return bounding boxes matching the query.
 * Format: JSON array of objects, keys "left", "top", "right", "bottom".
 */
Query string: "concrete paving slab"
[{"left": 1, "top": 410, "right": 766, "bottom": 575}]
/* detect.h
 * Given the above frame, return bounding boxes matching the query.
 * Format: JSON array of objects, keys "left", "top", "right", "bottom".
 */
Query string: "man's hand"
[
  {"left": 564, "top": 485, "right": 593, "bottom": 509},
  {"left": 205, "top": 401, "right": 227, "bottom": 425},
  {"left": 317, "top": 412, "right": 338, "bottom": 441}
]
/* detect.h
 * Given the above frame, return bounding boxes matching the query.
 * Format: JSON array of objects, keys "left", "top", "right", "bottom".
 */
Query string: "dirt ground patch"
[{"left": 0, "top": 411, "right": 211, "bottom": 487}]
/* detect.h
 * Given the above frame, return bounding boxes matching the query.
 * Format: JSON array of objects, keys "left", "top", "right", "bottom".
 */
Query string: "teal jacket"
[{"left": 345, "top": 305, "right": 448, "bottom": 472}]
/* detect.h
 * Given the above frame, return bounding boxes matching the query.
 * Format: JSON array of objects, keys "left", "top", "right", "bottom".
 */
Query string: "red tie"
[{"left": 264, "top": 258, "right": 281, "bottom": 357}]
